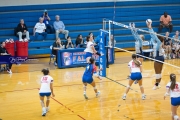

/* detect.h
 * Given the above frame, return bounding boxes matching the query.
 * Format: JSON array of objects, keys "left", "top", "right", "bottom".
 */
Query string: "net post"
[
  {"left": 99, "top": 29, "right": 107, "bottom": 77},
  {"left": 108, "top": 20, "right": 111, "bottom": 46},
  {"left": 103, "top": 18, "right": 106, "bottom": 30}
]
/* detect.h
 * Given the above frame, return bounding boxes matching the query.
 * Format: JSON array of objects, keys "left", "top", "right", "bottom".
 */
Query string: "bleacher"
[{"left": 0, "top": 0, "right": 179, "bottom": 55}]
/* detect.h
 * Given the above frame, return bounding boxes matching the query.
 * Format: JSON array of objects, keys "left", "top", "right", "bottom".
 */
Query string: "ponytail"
[
  {"left": 86, "top": 35, "right": 90, "bottom": 42},
  {"left": 170, "top": 73, "right": 176, "bottom": 90},
  {"left": 132, "top": 54, "right": 141, "bottom": 67}
]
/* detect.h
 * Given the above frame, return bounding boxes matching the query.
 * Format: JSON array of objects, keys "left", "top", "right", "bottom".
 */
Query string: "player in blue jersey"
[
  {"left": 82, "top": 57, "right": 102, "bottom": 99},
  {"left": 147, "top": 21, "right": 165, "bottom": 90}
]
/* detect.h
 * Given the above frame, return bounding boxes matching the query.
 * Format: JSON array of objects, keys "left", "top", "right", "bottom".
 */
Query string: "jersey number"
[{"left": 175, "top": 84, "right": 179, "bottom": 89}]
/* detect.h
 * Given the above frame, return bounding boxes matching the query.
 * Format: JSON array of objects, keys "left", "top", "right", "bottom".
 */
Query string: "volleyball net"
[{"left": 99, "top": 19, "right": 180, "bottom": 79}]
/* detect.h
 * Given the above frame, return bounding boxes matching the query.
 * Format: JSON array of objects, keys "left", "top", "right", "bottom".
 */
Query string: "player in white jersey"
[
  {"left": 122, "top": 54, "right": 146, "bottom": 100},
  {"left": 164, "top": 74, "right": 180, "bottom": 120},
  {"left": 172, "top": 31, "right": 180, "bottom": 58},
  {"left": 84, "top": 35, "right": 101, "bottom": 63},
  {"left": 39, "top": 68, "right": 55, "bottom": 116}
]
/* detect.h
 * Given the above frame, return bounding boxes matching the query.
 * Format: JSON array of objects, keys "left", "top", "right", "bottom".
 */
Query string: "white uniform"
[
  {"left": 39, "top": 75, "right": 53, "bottom": 93},
  {"left": 84, "top": 41, "right": 94, "bottom": 53},
  {"left": 128, "top": 60, "right": 142, "bottom": 73},
  {"left": 166, "top": 82, "right": 180, "bottom": 98},
  {"left": 35, "top": 22, "right": 46, "bottom": 33}
]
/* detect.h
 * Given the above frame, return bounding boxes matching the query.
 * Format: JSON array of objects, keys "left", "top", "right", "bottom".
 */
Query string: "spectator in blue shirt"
[
  {"left": 53, "top": 15, "right": 69, "bottom": 39},
  {"left": 42, "top": 10, "right": 53, "bottom": 34}
]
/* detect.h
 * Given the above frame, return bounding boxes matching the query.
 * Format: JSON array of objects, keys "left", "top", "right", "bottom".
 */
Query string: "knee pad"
[
  {"left": 139, "top": 85, "right": 143, "bottom": 88},
  {"left": 94, "top": 86, "right": 97, "bottom": 90},
  {"left": 155, "top": 74, "right": 161, "bottom": 79},
  {"left": 127, "top": 85, "right": 130, "bottom": 88}
]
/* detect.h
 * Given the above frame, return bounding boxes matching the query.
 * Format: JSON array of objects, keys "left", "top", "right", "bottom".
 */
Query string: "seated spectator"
[
  {"left": 33, "top": 17, "right": 47, "bottom": 41},
  {"left": 42, "top": 9, "right": 53, "bottom": 34},
  {"left": 0, "top": 42, "right": 12, "bottom": 74},
  {"left": 65, "top": 36, "right": 74, "bottom": 49},
  {"left": 159, "top": 12, "right": 173, "bottom": 33},
  {"left": 16, "top": 19, "right": 30, "bottom": 41},
  {"left": 75, "top": 34, "right": 83, "bottom": 48},
  {"left": 172, "top": 31, "right": 180, "bottom": 58},
  {"left": 53, "top": 15, "right": 69, "bottom": 39},
  {"left": 52, "top": 38, "right": 64, "bottom": 65}
]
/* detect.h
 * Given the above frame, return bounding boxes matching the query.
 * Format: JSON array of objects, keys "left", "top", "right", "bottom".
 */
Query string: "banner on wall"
[
  {"left": 61, "top": 49, "right": 113, "bottom": 67},
  {"left": 61, "top": 52, "right": 99, "bottom": 66}
]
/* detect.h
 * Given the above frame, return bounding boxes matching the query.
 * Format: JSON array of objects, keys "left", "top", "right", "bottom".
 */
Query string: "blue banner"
[{"left": 61, "top": 52, "right": 99, "bottom": 66}]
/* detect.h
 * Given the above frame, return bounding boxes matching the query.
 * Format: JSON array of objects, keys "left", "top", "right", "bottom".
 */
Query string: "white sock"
[
  {"left": 124, "top": 93, "right": 127, "bottom": 96},
  {"left": 84, "top": 91, "right": 86, "bottom": 94},
  {"left": 142, "top": 93, "right": 145, "bottom": 96},
  {"left": 42, "top": 107, "right": 46, "bottom": 112}
]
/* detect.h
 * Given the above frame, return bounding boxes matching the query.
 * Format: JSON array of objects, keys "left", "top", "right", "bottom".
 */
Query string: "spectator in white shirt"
[
  {"left": 53, "top": 15, "right": 69, "bottom": 39},
  {"left": 33, "top": 17, "right": 47, "bottom": 41}
]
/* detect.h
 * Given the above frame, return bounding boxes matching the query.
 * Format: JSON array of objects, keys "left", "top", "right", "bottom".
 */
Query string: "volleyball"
[{"left": 146, "top": 19, "right": 152, "bottom": 24}]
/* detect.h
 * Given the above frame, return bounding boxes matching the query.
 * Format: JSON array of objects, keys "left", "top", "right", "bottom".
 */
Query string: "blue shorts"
[
  {"left": 85, "top": 52, "right": 93, "bottom": 58},
  {"left": 39, "top": 92, "right": 51, "bottom": 97},
  {"left": 82, "top": 75, "right": 93, "bottom": 84},
  {"left": 155, "top": 56, "right": 164, "bottom": 63},
  {"left": 130, "top": 72, "right": 142, "bottom": 81},
  {"left": 137, "top": 52, "right": 144, "bottom": 58},
  {"left": 171, "top": 97, "right": 180, "bottom": 106}
]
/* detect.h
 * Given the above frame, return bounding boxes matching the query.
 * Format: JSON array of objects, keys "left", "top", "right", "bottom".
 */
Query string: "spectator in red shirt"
[{"left": 158, "top": 12, "right": 173, "bottom": 33}]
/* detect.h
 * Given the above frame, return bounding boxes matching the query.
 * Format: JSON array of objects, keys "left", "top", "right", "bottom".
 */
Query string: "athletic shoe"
[
  {"left": 7, "top": 70, "right": 12, "bottom": 74},
  {"left": 96, "top": 91, "right": 100, "bottom": 97},
  {"left": 19, "top": 39, "right": 23, "bottom": 42},
  {"left": 84, "top": 94, "right": 88, "bottom": 99},
  {"left": 134, "top": 80, "right": 138, "bottom": 84},
  {"left": 46, "top": 107, "right": 50, "bottom": 112},
  {"left": 122, "top": 95, "right": 126, "bottom": 100},
  {"left": 54, "top": 62, "right": 57, "bottom": 66},
  {"left": 174, "top": 115, "right": 179, "bottom": 120},
  {"left": 42, "top": 107, "right": 46, "bottom": 116},
  {"left": 142, "top": 95, "right": 146, "bottom": 100},
  {"left": 152, "top": 85, "right": 161, "bottom": 90}
]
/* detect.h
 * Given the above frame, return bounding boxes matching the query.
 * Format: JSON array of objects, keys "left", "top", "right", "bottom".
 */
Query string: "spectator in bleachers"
[
  {"left": 75, "top": 34, "right": 83, "bottom": 48},
  {"left": 16, "top": 19, "right": 30, "bottom": 41},
  {"left": 52, "top": 38, "right": 64, "bottom": 65},
  {"left": 53, "top": 15, "right": 69, "bottom": 39},
  {"left": 164, "top": 32, "right": 171, "bottom": 59},
  {"left": 65, "top": 36, "right": 74, "bottom": 49},
  {"left": 33, "top": 17, "right": 47, "bottom": 41},
  {"left": 0, "top": 42, "right": 12, "bottom": 74},
  {"left": 158, "top": 12, "right": 173, "bottom": 33},
  {"left": 172, "top": 31, "right": 180, "bottom": 58},
  {"left": 42, "top": 10, "right": 53, "bottom": 34}
]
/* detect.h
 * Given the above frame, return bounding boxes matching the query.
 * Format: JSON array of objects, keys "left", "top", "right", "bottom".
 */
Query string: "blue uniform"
[
  {"left": 130, "top": 23, "right": 143, "bottom": 58},
  {"left": 149, "top": 29, "right": 164, "bottom": 63},
  {"left": 82, "top": 64, "right": 95, "bottom": 84},
  {"left": 164, "top": 37, "right": 171, "bottom": 46}
]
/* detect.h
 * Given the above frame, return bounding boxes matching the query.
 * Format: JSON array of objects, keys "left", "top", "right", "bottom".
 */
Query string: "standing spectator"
[
  {"left": 52, "top": 38, "right": 64, "bottom": 66},
  {"left": 172, "top": 31, "right": 180, "bottom": 58},
  {"left": 16, "top": 19, "right": 30, "bottom": 41},
  {"left": 33, "top": 17, "right": 47, "bottom": 41},
  {"left": 75, "top": 34, "right": 83, "bottom": 48},
  {"left": 159, "top": 12, "right": 173, "bottom": 33},
  {"left": 164, "top": 32, "right": 171, "bottom": 59},
  {"left": 0, "top": 42, "right": 12, "bottom": 74},
  {"left": 65, "top": 36, "right": 74, "bottom": 49},
  {"left": 42, "top": 10, "right": 53, "bottom": 34},
  {"left": 53, "top": 15, "right": 69, "bottom": 39}
]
